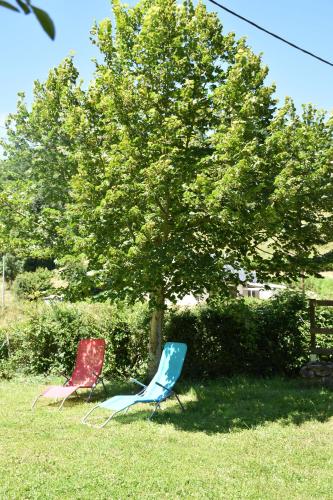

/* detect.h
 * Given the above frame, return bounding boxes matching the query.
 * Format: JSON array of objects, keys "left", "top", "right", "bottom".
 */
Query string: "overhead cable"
[{"left": 208, "top": 0, "right": 333, "bottom": 67}]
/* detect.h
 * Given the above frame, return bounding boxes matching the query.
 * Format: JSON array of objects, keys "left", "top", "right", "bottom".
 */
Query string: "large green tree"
[{"left": 66, "top": 0, "right": 280, "bottom": 372}]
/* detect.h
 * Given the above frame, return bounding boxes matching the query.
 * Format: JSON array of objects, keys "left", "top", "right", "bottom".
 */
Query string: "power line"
[{"left": 208, "top": 0, "right": 333, "bottom": 68}]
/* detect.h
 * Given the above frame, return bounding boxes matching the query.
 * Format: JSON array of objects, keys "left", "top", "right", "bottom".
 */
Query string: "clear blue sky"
[{"left": 1, "top": 0, "right": 333, "bottom": 134}]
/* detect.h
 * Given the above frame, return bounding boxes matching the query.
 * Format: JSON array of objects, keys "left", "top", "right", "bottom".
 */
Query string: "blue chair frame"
[{"left": 82, "top": 342, "right": 187, "bottom": 428}]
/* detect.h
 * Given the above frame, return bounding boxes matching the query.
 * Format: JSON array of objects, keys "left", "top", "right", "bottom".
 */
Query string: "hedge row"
[
  {"left": 165, "top": 293, "right": 310, "bottom": 378},
  {"left": 1, "top": 292, "right": 332, "bottom": 380},
  {"left": 0, "top": 302, "right": 150, "bottom": 380}
]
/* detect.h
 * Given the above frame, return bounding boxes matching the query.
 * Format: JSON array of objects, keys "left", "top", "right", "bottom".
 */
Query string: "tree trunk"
[{"left": 148, "top": 290, "right": 165, "bottom": 377}]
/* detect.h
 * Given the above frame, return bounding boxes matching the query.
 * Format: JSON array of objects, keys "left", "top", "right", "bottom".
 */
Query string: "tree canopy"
[{"left": 0, "top": 58, "right": 82, "bottom": 257}]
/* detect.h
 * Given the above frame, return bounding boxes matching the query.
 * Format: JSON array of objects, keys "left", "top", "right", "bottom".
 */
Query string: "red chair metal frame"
[{"left": 31, "top": 339, "right": 106, "bottom": 410}]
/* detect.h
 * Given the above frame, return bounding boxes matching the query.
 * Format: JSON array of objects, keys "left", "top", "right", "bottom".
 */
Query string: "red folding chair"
[{"left": 31, "top": 339, "right": 106, "bottom": 410}]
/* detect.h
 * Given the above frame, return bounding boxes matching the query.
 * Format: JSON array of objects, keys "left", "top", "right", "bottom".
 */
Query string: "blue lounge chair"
[{"left": 82, "top": 342, "right": 187, "bottom": 428}]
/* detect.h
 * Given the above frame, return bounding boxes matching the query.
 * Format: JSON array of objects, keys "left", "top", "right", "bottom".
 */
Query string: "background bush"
[
  {"left": 12, "top": 268, "right": 55, "bottom": 301},
  {"left": 1, "top": 301, "right": 150, "bottom": 379},
  {"left": 164, "top": 292, "right": 315, "bottom": 378},
  {"left": 1, "top": 291, "right": 332, "bottom": 380},
  {"left": 165, "top": 291, "right": 332, "bottom": 377}
]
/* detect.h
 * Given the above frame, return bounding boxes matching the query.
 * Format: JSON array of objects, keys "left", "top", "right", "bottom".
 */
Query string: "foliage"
[
  {"left": 0, "top": 57, "right": 82, "bottom": 258},
  {"left": 12, "top": 267, "right": 54, "bottom": 301},
  {"left": 165, "top": 292, "right": 313, "bottom": 378},
  {"left": 311, "top": 301, "right": 333, "bottom": 355},
  {"left": 0, "top": 0, "right": 55, "bottom": 39},
  {"left": 207, "top": 100, "right": 333, "bottom": 283},
  {"left": 67, "top": 1, "right": 280, "bottom": 309},
  {"left": 314, "top": 249, "right": 333, "bottom": 271},
  {"left": 2, "top": 292, "right": 332, "bottom": 379},
  {"left": 2, "top": 301, "right": 150, "bottom": 378},
  {"left": 2, "top": 253, "right": 23, "bottom": 284},
  {"left": 0, "top": 0, "right": 332, "bottom": 369},
  {"left": 55, "top": 255, "right": 99, "bottom": 302},
  {"left": 250, "top": 102, "right": 333, "bottom": 281},
  {"left": 249, "top": 292, "right": 312, "bottom": 374},
  {"left": 0, "top": 358, "right": 15, "bottom": 379}
]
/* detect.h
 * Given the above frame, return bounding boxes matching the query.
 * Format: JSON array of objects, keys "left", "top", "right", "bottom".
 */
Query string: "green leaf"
[
  {"left": 15, "top": 0, "right": 31, "bottom": 14},
  {"left": 0, "top": 1, "right": 20, "bottom": 12},
  {"left": 31, "top": 5, "right": 55, "bottom": 40}
]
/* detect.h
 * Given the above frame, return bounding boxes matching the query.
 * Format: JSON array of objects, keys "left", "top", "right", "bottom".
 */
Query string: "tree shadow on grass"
[
  {"left": 153, "top": 377, "right": 333, "bottom": 435},
  {"left": 68, "top": 377, "right": 333, "bottom": 432}
]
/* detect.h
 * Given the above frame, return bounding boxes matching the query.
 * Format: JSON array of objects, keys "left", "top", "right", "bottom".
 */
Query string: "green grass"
[
  {"left": 302, "top": 275, "right": 333, "bottom": 299},
  {"left": 0, "top": 290, "right": 28, "bottom": 330},
  {"left": 0, "top": 377, "right": 332, "bottom": 499}
]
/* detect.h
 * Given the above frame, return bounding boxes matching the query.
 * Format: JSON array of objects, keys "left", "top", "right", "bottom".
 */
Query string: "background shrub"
[
  {"left": 0, "top": 333, "right": 16, "bottom": 379},
  {"left": 165, "top": 292, "right": 332, "bottom": 378},
  {"left": 248, "top": 292, "right": 310, "bottom": 375},
  {"left": 1, "top": 301, "right": 150, "bottom": 379},
  {"left": 164, "top": 301, "right": 258, "bottom": 378},
  {"left": 12, "top": 268, "right": 55, "bottom": 301},
  {"left": 55, "top": 256, "right": 97, "bottom": 302}
]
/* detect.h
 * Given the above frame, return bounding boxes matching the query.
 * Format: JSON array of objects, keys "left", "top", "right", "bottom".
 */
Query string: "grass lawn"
[{"left": 0, "top": 377, "right": 332, "bottom": 499}]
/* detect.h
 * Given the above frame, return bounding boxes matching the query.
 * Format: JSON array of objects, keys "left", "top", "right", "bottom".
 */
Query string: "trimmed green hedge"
[
  {"left": 165, "top": 293, "right": 310, "bottom": 378},
  {"left": 0, "top": 302, "right": 150, "bottom": 379},
  {"left": 1, "top": 292, "right": 332, "bottom": 380}
]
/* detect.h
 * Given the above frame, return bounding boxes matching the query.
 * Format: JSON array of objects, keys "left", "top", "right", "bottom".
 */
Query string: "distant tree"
[
  {"left": 253, "top": 100, "right": 333, "bottom": 278},
  {"left": 0, "top": 0, "right": 55, "bottom": 39},
  {"left": 0, "top": 57, "right": 82, "bottom": 258},
  {"left": 2, "top": 253, "right": 23, "bottom": 284}
]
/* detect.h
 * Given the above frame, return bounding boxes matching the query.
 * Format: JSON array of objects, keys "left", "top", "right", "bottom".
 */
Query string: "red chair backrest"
[{"left": 68, "top": 339, "right": 106, "bottom": 387}]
